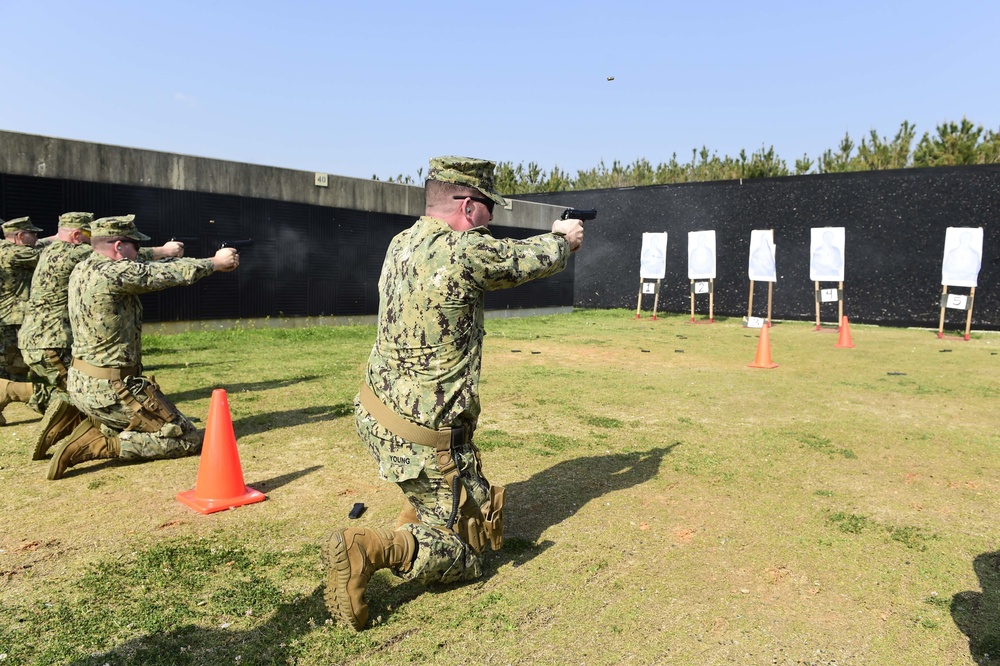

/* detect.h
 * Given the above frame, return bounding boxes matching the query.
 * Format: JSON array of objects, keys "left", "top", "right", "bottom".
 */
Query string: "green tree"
[
  {"left": 794, "top": 154, "right": 814, "bottom": 175},
  {"left": 913, "top": 118, "right": 983, "bottom": 166},
  {"left": 818, "top": 133, "right": 856, "bottom": 173},
  {"left": 855, "top": 121, "right": 916, "bottom": 170},
  {"left": 979, "top": 128, "right": 1000, "bottom": 164},
  {"left": 378, "top": 118, "right": 995, "bottom": 192}
]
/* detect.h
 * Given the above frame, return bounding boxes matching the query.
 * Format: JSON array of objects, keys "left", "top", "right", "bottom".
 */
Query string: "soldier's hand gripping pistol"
[{"left": 560, "top": 208, "right": 598, "bottom": 223}]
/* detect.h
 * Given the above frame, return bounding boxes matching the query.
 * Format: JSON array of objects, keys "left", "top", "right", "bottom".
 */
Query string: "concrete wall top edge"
[{"left": 0, "top": 129, "right": 556, "bottom": 230}]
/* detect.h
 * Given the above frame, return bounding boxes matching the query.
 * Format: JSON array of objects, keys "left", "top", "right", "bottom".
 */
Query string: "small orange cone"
[
  {"left": 177, "top": 389, "right": 265, "bottom": 514},
  {"left": 748, "top": 323, "right": 778, "bottom": 369},
  {"left": 835, "top": 316, "right": 855, "bottom": 348}
]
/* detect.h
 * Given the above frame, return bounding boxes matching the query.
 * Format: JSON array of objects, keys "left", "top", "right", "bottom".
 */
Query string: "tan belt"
[
  {"left": 72, "top": 358, "right": 140, "bottom": 381},
  {"left": 358, "top": 383, "right": 460, "bottom": 451}
]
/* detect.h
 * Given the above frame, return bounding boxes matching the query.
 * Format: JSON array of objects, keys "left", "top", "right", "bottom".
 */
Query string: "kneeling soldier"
[
  {"left": 321, "top": 156, "right": 584, "bottom": 630},
  {"left": 48, "top": 214, "right": 239, "bottom": 479}
]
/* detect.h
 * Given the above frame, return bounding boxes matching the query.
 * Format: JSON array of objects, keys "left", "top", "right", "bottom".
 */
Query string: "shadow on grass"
[
  {"left": 952, "top": 550, "right": 1000, "bottom": 665},
  {"left": 499, "top": 444, "right": 677, "bottom": 551},
  {"left": 231, "top": 403, "right": 354, "bottom": 437},
  {"left": 165, "top": 376, "right": 324, "bottom": 404},
  {"left": 364, "top": 445, "right": 678, "bottom": 623},
  {"left": 53, "top": 405, "right": 351, "bottom": 480},
  {"left": 67, "top": 586, "right": 331, "bottom": 666},
  {"left": 247, "top": 465, "right": 323, "bottom": 493}
]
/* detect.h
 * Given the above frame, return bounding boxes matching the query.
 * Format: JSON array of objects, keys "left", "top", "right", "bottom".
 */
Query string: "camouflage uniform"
[
  {"left": 0, "top": 217, "right": 45, "bottom": 379},
  {"left": 359, "top": 209, "right": 569, "bottom": 584},
  {"left": 18, "top": 212, "right": 96, "bottom": 414},
  {"left": 18, "top": 240, "right": 91, "bottom": 412},
  {"left": 67, "top": 219, "right": 216, "bottom": 460}
]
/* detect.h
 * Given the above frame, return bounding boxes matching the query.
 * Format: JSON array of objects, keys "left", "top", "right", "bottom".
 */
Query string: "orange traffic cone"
[
  {"left": 177, "top": 389, "right": 265, "bottom": 514},
  {"left": 748, "top": 323, "right": 778, "bottom": 369},
  {"left": 835, "top": 316, "right": 855, "bottom": 348}
]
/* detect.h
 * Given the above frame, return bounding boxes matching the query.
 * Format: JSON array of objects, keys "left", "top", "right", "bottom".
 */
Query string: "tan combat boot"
[
  {"left": 394, "top": 499, "right": 420, "bottom": 528},
  {"left": 46, "top": 419, "right": 120, "bottom": 480},
  {"left": 33, "top": 399, "right": 86, "bottom": 460},
  {"left": 321, "top": 527, "right": 415, "bottom": 630},
  {"left": 0, "top": 377, "right": 34, "bottom": 426}
]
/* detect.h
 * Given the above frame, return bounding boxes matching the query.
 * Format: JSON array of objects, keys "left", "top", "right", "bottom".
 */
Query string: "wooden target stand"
[
  {"left": 937, "top": 285, "right": 976, "bottom": 340},
  {"left": 635, "top": 279, "right": 663, "bottom": 319},
  {"left": 814, "top": 281, "right": 844, "bottom": 330},
  {"left": 745, "top": 279, "right": 773, "bottom": 327},
  {"left": 689, "top": 279, "right": 714, "bottom": 323}
]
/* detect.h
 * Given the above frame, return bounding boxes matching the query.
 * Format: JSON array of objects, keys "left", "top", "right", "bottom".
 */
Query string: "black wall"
[
  {"left": 519, "top": 165, "right": 999, "bottom": 329},
  {"left": 0, "top": 174, "right": 574, "bottom": 322}
]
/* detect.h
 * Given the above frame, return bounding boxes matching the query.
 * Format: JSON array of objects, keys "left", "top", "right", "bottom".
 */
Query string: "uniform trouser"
[
  {"left": 66, "top": 367, "right": 202, "bottom": 460},
  {"left": 21, "top": 347, "right": 70, "bottom": 415},
  {"left": 356, "top": 401, "right": 490, "bottom": 585},
  {"left": 0, "top": 324, "right": 27, "bottom": 380}
]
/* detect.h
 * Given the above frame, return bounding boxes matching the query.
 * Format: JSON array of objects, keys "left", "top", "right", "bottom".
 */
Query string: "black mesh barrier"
[
  {"left": 0, "top": 174, "right": 574, "bottom": 323},
  {"left": 518, "top": 165, "right": 999, "bottom": 330}
]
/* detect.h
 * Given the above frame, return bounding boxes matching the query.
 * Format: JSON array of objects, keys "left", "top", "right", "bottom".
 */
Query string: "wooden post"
[
  {"left": 937, "top": 285, "right": 948, "bottom": 338},
  {"left": 814, "top": 281, "right": 821, "bottom": 330},
  {"left": 690, "top": 279, "right": 695, "bottom": 322},
  {"left": 747, "top": 279, "right": 755, "bottom": 321},
  {"left": 652, "top": 279, "right": 662, "bottom": 320},
  {"left": 709, "top": 279, "right": 715, "bottom": 323},
  {"left": 964, "top": 286, "right": 976, "bottom": 340},
  {"left": 635, "top": 279, "right": 643, "bottom": 319},
  {"left": 767, "top": 282, "right": 773, "bottom": 326},
  {"left": 838, "top": 280, "right": 844, "bottom": 325}
]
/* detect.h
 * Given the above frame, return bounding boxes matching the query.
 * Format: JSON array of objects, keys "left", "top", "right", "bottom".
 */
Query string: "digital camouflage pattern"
[
  {"left": 20, "top": 241, "right": 94, "bottom": 351},
  {"left": 0, "top": 239, "right": 42, "bottom": 325},
  {"left": 356, "top": 399, "right": 489, "bottom": 583},
  {"left": 19, "top": 347, "right": 69, "bottom": 413},
  {"left": 66, "top": 368, "right": 201, "bottom": 460},
  {"left": 1, "top": 217, "right": 43, "bottom": 233},
  {"left": 89, "top": 214, "right": 150, "bottom": 241},
  {"left": 56, "top": 211, "right": 93, "bottom": 230},
  {"left": 358, "top": 214, "right": 569, "bottom": 583},
  {"left": 69, "top": 253, "right": 214, "bottom": 368},
  {"left": 66, "top": 253, "right": 214, "bottom": 460},
  {"left": 365, "top": 216, "right": 568, "bottom": 432},
  {"left": 0, "top": 324, "right": 20, "bottom": 380},
  {"left": 427, "top": 156, "right": 510, "bottom": 207},
  {"left": 18, "top": 239, "right": 94, "bottom": 411},
  {"left": 18, "top": 239, "right": 160, "bottom": 412},
  {"left": 0, "top": 239, "right": 44, "bottom": 379}
]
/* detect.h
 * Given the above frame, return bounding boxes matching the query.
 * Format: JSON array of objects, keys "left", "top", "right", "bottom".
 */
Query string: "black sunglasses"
[{"left": 453, "top": 195, "right": 495, "bottom": 214}]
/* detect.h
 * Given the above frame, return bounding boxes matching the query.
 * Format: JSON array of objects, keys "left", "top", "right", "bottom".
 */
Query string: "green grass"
[{"left": 1, "top": 309, "right": 998, "bottom": 665}]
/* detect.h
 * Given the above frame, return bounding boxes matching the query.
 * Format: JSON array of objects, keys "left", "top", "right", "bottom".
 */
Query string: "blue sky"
[{"left": 2, "top": 1, "right": 997, "bottom": 182}]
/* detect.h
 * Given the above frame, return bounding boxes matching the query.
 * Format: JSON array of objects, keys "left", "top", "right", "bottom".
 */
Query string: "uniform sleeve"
[
  {"left": 107, "top": 257, "right": 216, "bottom": 295},
  {"left": 11, "top": 245, "right": 41, "bottom": 268},
  {"left": 461, "top": 230, "right": 570, "bottom": 292}
]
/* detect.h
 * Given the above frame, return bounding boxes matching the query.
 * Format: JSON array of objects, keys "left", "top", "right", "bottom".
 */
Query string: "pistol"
[
  {"left": 561, "top": 208, "right": 598, "bottom": 222},
  {"left": 218, "top": 239, "right": 254, "bottom": 251}
]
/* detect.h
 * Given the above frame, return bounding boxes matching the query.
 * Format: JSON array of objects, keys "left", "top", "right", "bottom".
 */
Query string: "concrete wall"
[{"left": 0, "top": 130, "right": 561, "bottom": 231}]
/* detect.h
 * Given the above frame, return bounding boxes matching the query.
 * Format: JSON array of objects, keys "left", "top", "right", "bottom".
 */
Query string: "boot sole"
[
  {"left": 320, "top": 529, "right": 364, "bottom": 631},
  {"left": 32, "top": 400, "right": 72, "bottom": 461}
]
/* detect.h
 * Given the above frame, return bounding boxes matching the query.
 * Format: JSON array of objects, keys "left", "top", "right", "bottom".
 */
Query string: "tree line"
[{"left": 376, "top": 118, "right": 1000, "bottom": 194}]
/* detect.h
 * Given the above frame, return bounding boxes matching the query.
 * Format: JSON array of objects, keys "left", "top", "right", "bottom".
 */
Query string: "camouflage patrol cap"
[
  {"left": 58, "top": 211, "right": 94, "bottom": 231},
  {"left": 428, "top": 156, "right": 510, "bottom": 208},
  {"left": 90, "top": 214, "right": 151, "bottom": 241},
  {"left": 3, "top": 217, "right": 43, "bottom": 233}
]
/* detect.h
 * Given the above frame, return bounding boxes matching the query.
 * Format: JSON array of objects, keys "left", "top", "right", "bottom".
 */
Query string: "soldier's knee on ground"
[{"left": 117, "top": 421, "right": 201, "bottom": 460}]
